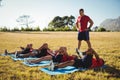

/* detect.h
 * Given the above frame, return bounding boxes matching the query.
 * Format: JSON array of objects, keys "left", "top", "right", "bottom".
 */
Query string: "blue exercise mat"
[
  {"left": 40, "top": 65, "right": 107, "bottom": 75},
  {"left": 23, "top": 61, "right": 50, "bottom": 67},
  {"left": 40, "top": 66, "right": 87, "bottom": 75}
]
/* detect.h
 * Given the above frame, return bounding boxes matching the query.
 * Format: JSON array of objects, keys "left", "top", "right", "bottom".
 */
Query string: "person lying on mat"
[
  {"left": 4, "top": 44, "right": 33, "bottom": 55},
  {"left": 15, "top": 43, "right": 51, "bottom": 58},
  {"left": 26, "top": 47, "right": 77, "bottom": 64},
  {"left": 49, "top": 48, "right": 104, "bottom": 71}
]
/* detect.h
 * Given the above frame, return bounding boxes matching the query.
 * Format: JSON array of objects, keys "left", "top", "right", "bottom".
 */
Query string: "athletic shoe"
[
  {"left": 76, "top": 48, "right": 84, "bottom": 58},
  {"left": 27, "top": 60, "right": 32, "bottom": 64},
  {"left": 15, "top": 51, "right": 18, "bottom": 58},
  {"left": 24, "top": 58, "right": 28, "bottom": 63},
  {"left": 49, "top": 60, "right": 55, "bottom": 71},
  {"left": 4, "top": 49, "right": 8, "bottom": 55}
]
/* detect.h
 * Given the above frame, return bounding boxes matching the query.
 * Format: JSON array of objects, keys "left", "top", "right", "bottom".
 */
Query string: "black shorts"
[
  {"left": 20, "top": 48, "right": 30, "bottom": 54},
  {"left": 78, "top": 31, "right": 89, "bottom": 41},
  {"left": 73, "top": 54, "right": 93, "bottom": 68},
  {"left": 35, "top": 49, "right": 48, "bottom": 58},
  {"left": 52, "top": 55, "right": 63, "bottom": 63}
]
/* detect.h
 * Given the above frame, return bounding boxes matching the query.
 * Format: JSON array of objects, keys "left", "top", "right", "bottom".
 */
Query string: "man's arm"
[
  {"left": 76, "top": 22, "right": 80, "bottom": 31},
  {"left": 88, "top": 19, "right": 94, "bottom": 30}
]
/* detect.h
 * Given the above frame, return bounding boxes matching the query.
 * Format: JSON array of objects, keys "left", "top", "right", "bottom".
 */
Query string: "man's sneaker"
[
  {"left": 4, "top": 49, "right": 8, "bottom": 55},
  {"left": 49, "top": 60, "right": 55, "bottom": 71},
  {"left": 76, "top": 48, "right": 80, "bottom": 55}
]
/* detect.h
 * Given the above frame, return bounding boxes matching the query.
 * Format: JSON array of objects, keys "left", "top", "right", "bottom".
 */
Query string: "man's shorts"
[{"left": 78, "top": 31, "right": 89, "bottom": 41}]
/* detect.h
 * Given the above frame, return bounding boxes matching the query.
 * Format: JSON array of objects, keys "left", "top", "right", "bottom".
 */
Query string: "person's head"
[
  {"left": 43, "top": 43, "right": 48, "bottom": 49},
  {"left": 29, "top": 44, "right": 33, "bottom": 48},
  {"left": 59, "top": 47, "right": 67, "bottom": 55},
  {"left": 79, "top": 8, "right": 84, "bottom": 16},
  {"left": 26, "top": 44, "right": 30, "bottom": 48},
  {"left": 62, "top": 47, "right": 67, "bottom": 51}
]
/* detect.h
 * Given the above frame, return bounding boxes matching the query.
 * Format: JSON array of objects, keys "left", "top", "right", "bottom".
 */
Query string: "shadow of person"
[{"left": 94, "top": 65, "right": 120, "bottom": 79}]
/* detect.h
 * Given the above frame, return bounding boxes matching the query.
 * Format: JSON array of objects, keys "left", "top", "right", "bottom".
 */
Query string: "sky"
[{"left": 0, "top": 0, "right": 120, "bottom": 29}]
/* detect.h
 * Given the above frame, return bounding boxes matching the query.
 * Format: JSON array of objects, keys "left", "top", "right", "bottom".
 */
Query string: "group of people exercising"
[{"left": 5, "top": 43, "right": 104, "bottom": 71}]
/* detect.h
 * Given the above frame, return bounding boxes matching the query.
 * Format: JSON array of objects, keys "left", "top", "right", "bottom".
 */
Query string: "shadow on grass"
[{"left": 94, "top": 65, "right": 120, "bottom": 79}]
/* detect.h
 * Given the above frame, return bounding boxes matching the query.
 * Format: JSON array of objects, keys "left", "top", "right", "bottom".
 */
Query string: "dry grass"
[{"left": 0, "top": 32, "right": 120, "bottom": 80}]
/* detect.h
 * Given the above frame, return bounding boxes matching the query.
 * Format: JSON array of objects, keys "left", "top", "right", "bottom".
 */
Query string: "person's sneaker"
[
  {"left": 4, "top": 49, "right": 8, "bottom": 55},
  {"left": 49, "top": 60, "right": 55, "bottom": 71},
  {"left": 76, "top": 48, "right": 84, "bottom": 58},
  {"left": 24, "top": 58, "right": 28, "bottom": 63},
  {"left": 27, "top": 60, "right": 32, "bottom": 64},
  {"left": 15, "top": 51, "right": 18, "bottom": 58}
]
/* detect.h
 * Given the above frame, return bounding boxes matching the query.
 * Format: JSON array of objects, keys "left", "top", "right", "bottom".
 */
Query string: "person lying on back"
[
  {"left": 4, "top": 43, "right": 33, "bottom": 55},
  {"left": 49, "top": 48, "right": 104, "bottom": 71},
  {"left": 26, "top": 47, "right": 77, "bottom": 64},
  {"left": 15, "top": 43, "right": 51, "bottom": 58}
]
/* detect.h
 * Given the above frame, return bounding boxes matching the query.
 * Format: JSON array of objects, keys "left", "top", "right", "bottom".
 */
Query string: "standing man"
[{"left": 76, "top": 9, "right": 94, "bottom": 52}]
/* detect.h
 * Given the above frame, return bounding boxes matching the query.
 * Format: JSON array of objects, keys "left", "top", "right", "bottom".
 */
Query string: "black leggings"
[{"left": 73, "top": 54, "right": 93, "bottom": 68}]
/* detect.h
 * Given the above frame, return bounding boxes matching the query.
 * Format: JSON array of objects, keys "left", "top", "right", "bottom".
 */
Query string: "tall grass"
[{"left": 0, "top": 32, "right": 120, "bottom": 80}]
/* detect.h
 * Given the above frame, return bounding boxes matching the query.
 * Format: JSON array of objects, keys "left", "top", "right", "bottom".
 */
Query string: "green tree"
[
  {"left": 12, "top": 27, "right": 20, "bottom": 31},
  {"left": 0, "top": 27, "right": 8, "bottom": 32},
  {"left": 97, "top": 27, "right": 106, "bottom": 32},
  {"left": 34, "top": 26, "right": 41, "bottom": 31},
  {"left": 48, "top": 15, "right": 75, "bottom": 29},
  {"left": 21, "top": 27, "right": 25, "bottom": 31},
  {"left": 68, "top": 15, "right": 75, "bottom": 28}
]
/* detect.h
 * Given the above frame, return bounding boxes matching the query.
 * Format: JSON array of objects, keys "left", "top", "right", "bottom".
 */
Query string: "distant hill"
[{"left": 100, "top": 16, "right": 120, "bottom": 31}]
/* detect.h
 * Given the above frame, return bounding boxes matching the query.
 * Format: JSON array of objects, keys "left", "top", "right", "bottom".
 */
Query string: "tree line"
[
  {"left": 0, "top": 26, "right": 41, "bottom": 32},
  {"left": 0, "top": 14, "right": 108, "bottom": 32}
]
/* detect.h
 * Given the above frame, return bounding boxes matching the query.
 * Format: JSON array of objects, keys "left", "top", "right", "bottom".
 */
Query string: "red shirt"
[
  {"left": 61, "top": 55, "right": 74, "bottom": 62},
  {"left": 30, "top": 48, "right": 33, "bottom": 52},
  {"left": 90, "top": 58, "right": 104, "bottom": 68},
  {"left": 76, "top": 15, "right": 90, "bottom": 32}
]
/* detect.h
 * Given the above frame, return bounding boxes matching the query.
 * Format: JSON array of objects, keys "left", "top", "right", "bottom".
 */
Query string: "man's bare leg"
[
  {"left": 86, "top": 40, "right": 92, "bottom": 49},
  {"left": 78, "top": 40, "right": 82, "bottom": 50}
]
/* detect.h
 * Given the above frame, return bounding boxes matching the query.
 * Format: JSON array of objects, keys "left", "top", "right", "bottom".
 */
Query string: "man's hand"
[
  {"left": 85, "top": 27, "right": 91, "bottom": 31},
  {"left": 77, "top": 28, "right": 79, "bottom": 31}
]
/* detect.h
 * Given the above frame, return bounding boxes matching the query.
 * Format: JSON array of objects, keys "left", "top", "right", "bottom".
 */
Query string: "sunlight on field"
[{"left": 0, "top": 32, "right": 120, "bottom": 80}]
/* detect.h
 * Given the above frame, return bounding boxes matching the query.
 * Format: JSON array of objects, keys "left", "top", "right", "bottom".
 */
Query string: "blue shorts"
[{"left": 78, "top": 31, "right": 89, "bottom": 41}]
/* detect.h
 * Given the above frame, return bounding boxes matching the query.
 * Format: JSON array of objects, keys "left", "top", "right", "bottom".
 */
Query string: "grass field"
[{"left": 0, "top": 32, "right": 120, "bottom": 80}]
